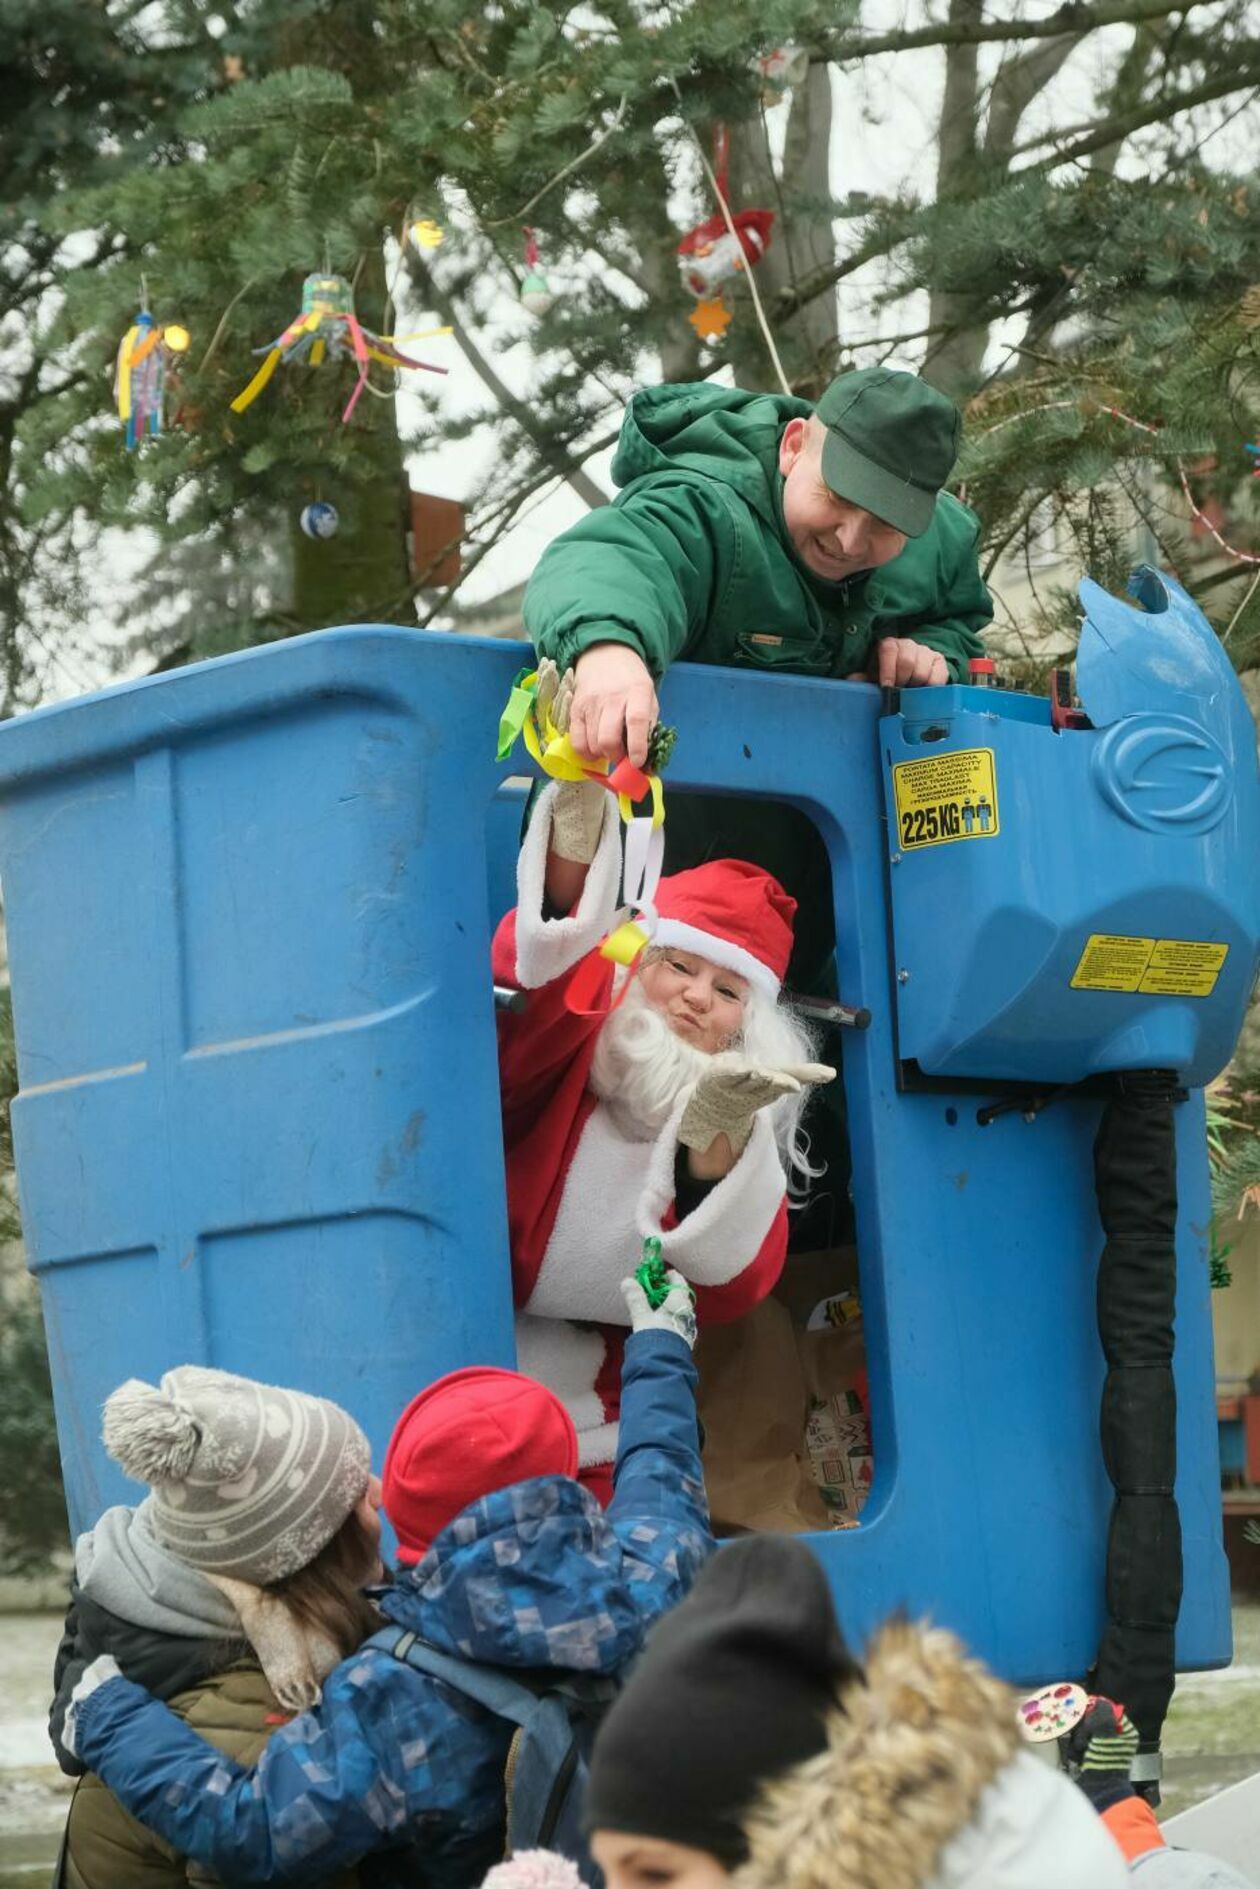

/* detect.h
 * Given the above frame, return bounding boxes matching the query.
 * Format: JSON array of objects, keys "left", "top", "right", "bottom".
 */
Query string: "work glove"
[
  {"left": 62, "top": 1652, "right": 124, "bottom": 1760},
  {"left": 621, "top": 1266, "right": 698, "bottom": 1350},
  {"left": 536, "top": 658, "right": 606, "bottom": 865},
  {"left": 1064, "top": 1695, "right": 1140, "bottom": 1814},
  {"left": 679, "top": 1053, "right": 836, "bottom": 1158}
]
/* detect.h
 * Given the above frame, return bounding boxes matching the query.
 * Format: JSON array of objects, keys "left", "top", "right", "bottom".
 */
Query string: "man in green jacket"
[
  {"left": 524, "top": 368, "right": 992, "bottom": 770},
  {"left": 523, "top": 369, "right": 992, "bottom": 1243}
]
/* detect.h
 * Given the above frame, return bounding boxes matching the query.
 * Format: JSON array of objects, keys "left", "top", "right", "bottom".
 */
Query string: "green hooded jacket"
[{"left": 524, "top": 383, "right": 992, "bottom": 682}]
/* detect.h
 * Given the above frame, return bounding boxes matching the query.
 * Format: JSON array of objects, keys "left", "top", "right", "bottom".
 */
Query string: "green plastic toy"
[{"left": 635, "top": 1236, "right": 670, "bottom": 1309}]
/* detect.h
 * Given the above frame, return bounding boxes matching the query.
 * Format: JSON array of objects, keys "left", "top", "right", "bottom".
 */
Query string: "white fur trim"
[
  {"left": 514, "top": 1315, "right": 619, "bottom": 1468},
  {"left": 577, "top": 1421, "right": 620, "bottom": 1468},
  {"left": 637, "top": 1094, "right": 785, "bottom": 1285},
  {"left": 651, "top": 918, "right": 781, "bottom": 999},
  {"left": 513, "top": 781, "right": 624, "bottom": 991},
  {"left": 525, "top": 1094, "right": 786, "bottom": 1325},
  {"left": 524, "top": 1108, "right": 654, "bottom": 1324}
]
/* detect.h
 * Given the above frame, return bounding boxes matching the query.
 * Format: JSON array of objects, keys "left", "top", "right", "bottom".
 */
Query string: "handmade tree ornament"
[
  {"left": 496, "top": 666, "right": 676, "bottom": 1012},
  {"left": 1017, "top": 1682, "right": 1090, "bottom": 1744},
  {"left": 520, "top": 228, "right": 556, "bottom": 316},
  {"left": 230, "top": 271, "right": 447, "bottom": 424},
  {"left": 677, "top": 208, "right": 775, "bottom": 301},
  {"left": 299, "top": 501, "right": 340, "bottom": 540},
  {"left": 754, "top": 46, "right": 810, "bottom": 99},
  {"left": 114, "top": 311, "right": 191, "bottom": 449},
  {"left": 688, "top": 297, "right": 734, "bottom": 342}
]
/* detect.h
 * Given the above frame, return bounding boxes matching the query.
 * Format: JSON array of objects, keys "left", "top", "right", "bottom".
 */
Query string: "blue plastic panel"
[
  {"left": 884, "top": 572, "right": 1260, "bottom": 1087},
  {"left": 0, "top": 627, "right": 1231, "bottom": 1684}
]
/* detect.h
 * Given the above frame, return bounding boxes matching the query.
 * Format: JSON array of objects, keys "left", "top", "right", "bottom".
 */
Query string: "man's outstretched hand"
[
  {"left": 875, "top": 637, "right": 949, "bottom": 689},
  {"left": 569, "top": 643, "right": 659, "bottom": 768}
]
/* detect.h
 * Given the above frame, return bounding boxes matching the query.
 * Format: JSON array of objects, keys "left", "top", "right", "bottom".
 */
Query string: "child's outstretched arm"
[{"left": 604, "top": 1270, "right": 714, "bottom": 1625}]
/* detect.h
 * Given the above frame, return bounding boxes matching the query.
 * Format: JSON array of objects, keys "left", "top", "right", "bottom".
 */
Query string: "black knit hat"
[{"left": 585, "top": 1536, "right": 858, "bottom": 1868}]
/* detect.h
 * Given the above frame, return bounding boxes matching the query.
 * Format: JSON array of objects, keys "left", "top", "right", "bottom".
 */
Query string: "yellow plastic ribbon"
[
  {"left": 231, "top": 349, "right": 282, "bottom": 413},
  {"left": 231, "top": 310, "right": 321, "bottom": 413},
  {"left": 116, "top": 325, "right": 142, "bottom": 422},
  {"left": 376, "top": 325, "right": 454, "bottom": 343},
  {"left": 505, "top": 669, "right": 665, "bottom": 827},
  {"left": 498, "top": 666, "right": 668, "bottom": 980}
]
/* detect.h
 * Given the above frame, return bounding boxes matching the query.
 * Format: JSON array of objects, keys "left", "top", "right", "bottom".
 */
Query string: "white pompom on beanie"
[{"left": 102, "top": 1365, "right": 372, "bottom": 1585}]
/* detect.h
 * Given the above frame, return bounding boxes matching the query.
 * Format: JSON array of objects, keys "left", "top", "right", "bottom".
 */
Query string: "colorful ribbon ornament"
[
  {"left": 115, "top": 311, "right": 190, "bottom": 449},
  {"left": 231, "top": 272, "right": 448, "bottom": 424},
  {"left": 498, "top": 667, "right": 669, "bottom": 1004}
]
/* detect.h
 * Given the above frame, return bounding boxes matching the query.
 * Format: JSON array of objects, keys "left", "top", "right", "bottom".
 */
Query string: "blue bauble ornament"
[{"left": 300, "top": 501, "right": 340, "bottom": 540}]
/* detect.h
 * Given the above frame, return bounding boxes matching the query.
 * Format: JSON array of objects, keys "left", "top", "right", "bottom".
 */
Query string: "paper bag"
[{"left": 695, "top": 1295, "right": 829, "bottom": 1534}]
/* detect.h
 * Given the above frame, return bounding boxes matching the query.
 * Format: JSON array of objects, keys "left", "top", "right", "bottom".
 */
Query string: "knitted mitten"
[
  {"left": 679, "top": 1054, "right": 834, "bottom": 1157},
  {"left": 1066, "top": 1696, "right": 1140, "bottom": 1814},
  {"left": 536, "top": 658, "right": 605, "bottom": 864}
]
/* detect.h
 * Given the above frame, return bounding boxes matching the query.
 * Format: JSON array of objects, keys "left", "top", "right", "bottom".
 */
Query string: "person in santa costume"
[{"left": 494, "top": 663, "right": 834, "bottom": 1499}]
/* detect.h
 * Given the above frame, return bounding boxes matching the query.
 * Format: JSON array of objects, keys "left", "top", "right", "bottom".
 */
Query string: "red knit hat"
[
  {"left": 382, "top": 1367, "right": 579, "bottom": 1565},
  {"left": 652, "top": 860, "right": 797, "bottom": 999}
]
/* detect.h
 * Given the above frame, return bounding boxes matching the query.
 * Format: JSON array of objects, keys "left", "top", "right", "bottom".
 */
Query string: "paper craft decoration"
[{"left": 1017, "top": 1682, "right": 1090, "bottom": 1744}]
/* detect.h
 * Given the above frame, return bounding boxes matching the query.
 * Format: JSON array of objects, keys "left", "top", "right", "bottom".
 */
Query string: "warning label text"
[
  {"left": 891, "top": 747, "right": 999, "bottom": 851},
  {"left": 1070, "top": 934, "right": 1229, "bottom": 998}
]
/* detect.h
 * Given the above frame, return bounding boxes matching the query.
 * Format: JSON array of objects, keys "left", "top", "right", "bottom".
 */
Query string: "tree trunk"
[
  {"left": 288, "top": 439, "right": 410, "bottom": 629},
  {"left": 288, "top": 247, "right": 411, "bottom": 631},
  {"left": 923, "top": 0, "right": 986, "bottom": 396},
  {"left": 927, "top": 11, "right": 1085, "bottom": 396},
  {"left": 728, "top": 65, "right": 837, "bottom": 396},
  {"left": 411, "top": 257, "right": 610, "bottom": 510},
  {"left": 630, "top": 141, "right": 704, "bottom": 385}
]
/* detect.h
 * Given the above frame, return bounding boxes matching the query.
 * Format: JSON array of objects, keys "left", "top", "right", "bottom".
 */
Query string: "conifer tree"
[{"left": 9, "top": 0, "right": 1260, "bottom": 685}]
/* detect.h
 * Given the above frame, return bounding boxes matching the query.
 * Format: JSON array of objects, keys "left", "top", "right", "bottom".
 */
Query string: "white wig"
[{"left": 591, "top": 951, "right": 826, "bottom": 1204}]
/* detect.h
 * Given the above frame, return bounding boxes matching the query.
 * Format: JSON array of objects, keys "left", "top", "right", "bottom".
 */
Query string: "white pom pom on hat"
[
  {"left": 98, "top": 1364, "right": 372, "bottom": 1586},
  {"left": 103, "top": 1377, "right": 202, "bottom": 1483},
  {"left": 481, "top": 1853, "right": 586, "bottom": 1889}
]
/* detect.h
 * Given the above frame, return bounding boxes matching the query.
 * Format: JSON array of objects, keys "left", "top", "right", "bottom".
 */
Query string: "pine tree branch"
[
  {"left": 1019, "top": 59, "right": 1260, "bottom": 166},
  {"left": 406, "top": 256, "right": 611, "bottom": 512},
  {"left": 816, "top": 0, "right": 1220, "bottom": 63},
  {"left": 412, "top": 424, "right": 623, "bottom": 626},
  {"left": 768, "top": 223, "right": 911, "bottom": 324}
]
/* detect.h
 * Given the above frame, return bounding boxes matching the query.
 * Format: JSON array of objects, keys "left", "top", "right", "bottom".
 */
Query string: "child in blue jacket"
[{"left": 62, "top": 1270, "right": 711, "bottom": 1888}]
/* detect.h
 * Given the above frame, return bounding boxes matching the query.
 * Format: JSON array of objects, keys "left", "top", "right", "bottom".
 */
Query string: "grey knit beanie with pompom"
[{"left": 103, "top": 1366, "right": 372, "bottom": 1585}]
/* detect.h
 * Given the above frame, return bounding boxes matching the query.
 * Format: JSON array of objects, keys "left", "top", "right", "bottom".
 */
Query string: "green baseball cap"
[{"left": 814, "top": 368, "right": 961, "bottom": 538}]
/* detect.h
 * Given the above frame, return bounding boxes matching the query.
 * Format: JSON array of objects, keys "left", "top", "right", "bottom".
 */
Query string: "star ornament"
[{"left": 688, "top": 296, "right": 732, "bottom": 341}]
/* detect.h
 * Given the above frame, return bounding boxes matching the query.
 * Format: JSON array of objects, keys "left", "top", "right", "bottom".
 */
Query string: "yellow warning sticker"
[
  {"left": 1070, "top": 935, "right": 1229, "bottom": 998},
  {"left": 1139, "top": 939, "right": 1230, "bottom": 998},
  {"left": 891, "top": 748, "right": 998, "bottom": 851},
  {"left": 1070, "top": 935, "right": 1155, "bottom": 992}
]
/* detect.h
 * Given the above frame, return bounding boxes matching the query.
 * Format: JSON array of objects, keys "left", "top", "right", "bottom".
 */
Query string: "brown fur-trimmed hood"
[{"left": 736, "top": 1618, "right": 1128, "bottom": 1889}]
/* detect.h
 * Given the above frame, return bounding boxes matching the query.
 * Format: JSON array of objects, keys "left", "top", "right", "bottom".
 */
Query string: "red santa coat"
[{"left": 495, "top": 785, "right": 789, "bottom": 1473}]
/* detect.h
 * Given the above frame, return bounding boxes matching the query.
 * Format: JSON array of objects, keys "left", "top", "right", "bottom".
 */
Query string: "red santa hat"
[
  {"left": 382, "top": 1366, "right": 579, "bottom": 1565},
  {"left": 651, "top": 860, "right": 796, "bottom": 1001}
]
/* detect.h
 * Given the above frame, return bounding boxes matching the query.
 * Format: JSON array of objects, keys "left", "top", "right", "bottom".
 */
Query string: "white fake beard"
[{"left": 588, "top": 977, "right": 713, "bottom": 1140}]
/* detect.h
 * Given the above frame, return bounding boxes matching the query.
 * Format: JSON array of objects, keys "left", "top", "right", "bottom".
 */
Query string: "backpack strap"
[{"left": 368, "top": 1625, "right": 546, "bottom": 1730}]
